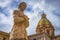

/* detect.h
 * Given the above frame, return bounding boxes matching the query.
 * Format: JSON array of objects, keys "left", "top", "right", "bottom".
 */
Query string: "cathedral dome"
[
  {"left": 38, "top": 18, "right": 51, "bottom": 26},
  {"left": 36, "top": 12, "right": 55, "bottom": 37},
  {"left": 37, "top": 12, "right": 53, "bottom": 28}
]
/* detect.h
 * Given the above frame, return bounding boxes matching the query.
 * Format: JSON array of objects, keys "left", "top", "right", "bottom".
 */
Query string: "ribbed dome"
[
  {"left": 36, "top": 12, "right": 54, "bottom": 37},
  {"left": 38, "top": 12, "right": 53, "bottom": 28},
  {"left": 38, "top": 18, "right": 51, "bottom": 25}
]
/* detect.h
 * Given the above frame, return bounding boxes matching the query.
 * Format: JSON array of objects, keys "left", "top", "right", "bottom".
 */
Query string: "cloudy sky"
[{"left": 0, "top": 0, "right": 60, "bottom": 36}]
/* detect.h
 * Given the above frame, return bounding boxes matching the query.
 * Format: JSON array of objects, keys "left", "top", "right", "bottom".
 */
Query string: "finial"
[{"left": 41, "top": 11, "right": 46, "bottom": 18}]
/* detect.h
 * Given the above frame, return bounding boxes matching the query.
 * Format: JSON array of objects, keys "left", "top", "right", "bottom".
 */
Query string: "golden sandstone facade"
[
  {"left": 0, "top": 31, "right": 9, "bottom": 40},
  {"left": 0, "top": 2, "right": 60, "bottom": 40}
]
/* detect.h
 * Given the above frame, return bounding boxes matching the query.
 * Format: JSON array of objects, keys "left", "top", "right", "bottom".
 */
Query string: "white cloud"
[
  {"left": 0, "top": 0, "right": 12, "bottom": 8},
  {"left": 0, "top": 7, "right": 14, "bottom": 32},
  {"left": 0, "top": 0, "right": 60, "bottom": 35},
  {"left": 25, "top": 0, "right": 60, "bottom": 35}
]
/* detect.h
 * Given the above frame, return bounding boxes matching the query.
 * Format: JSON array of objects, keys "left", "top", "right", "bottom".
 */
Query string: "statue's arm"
[
  {"left": 24, "top": 20, "right": 29, "bottom": 28},
  {"left": 14, "top": 16, "right": 25, "bottom": 23},
  {"left": 24, "top": 15, "right": 29, "bottom": 20},
  {"left": 13, "top": 10, "right": 25, "bottom": 23},
  {"left": 23, "top": 15, "right": 29, "bottom": 28}
]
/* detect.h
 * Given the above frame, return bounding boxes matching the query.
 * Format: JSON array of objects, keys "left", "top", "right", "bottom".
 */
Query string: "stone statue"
[{"left": 10, "top": 2, "right": 29, "bottom": 40}]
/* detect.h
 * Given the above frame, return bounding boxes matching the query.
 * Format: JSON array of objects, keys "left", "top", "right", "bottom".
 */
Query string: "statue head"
[{"left": 18, "top": 2, "right": 27, "bottom": 11}]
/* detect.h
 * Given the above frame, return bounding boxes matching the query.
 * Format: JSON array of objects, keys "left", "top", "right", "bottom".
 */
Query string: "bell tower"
[{"left": 36, "top": 12, "right": 55, "bottom": 38}]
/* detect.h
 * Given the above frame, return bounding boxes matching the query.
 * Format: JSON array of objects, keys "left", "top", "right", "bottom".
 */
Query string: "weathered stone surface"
[{"left": 10, "top": 2, "right": 29, "bottom": 40}]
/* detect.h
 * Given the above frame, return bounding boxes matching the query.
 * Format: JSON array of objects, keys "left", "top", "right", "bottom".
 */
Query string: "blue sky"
[{"left": 0, "top": 0, "right": 60, "bottom": 36}]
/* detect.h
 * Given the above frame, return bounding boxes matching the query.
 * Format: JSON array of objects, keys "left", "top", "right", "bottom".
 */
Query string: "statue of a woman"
[{"left": 10, "top": 2, "right": 29, "bottom": 40}]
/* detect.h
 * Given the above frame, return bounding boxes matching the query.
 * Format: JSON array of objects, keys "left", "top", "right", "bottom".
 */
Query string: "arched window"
[
  {"left": 3, "top": 37, "right": 6, "bottom": 40},
  {"left": 47, "top": 30, "right": 49, "bottom": 34}
]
